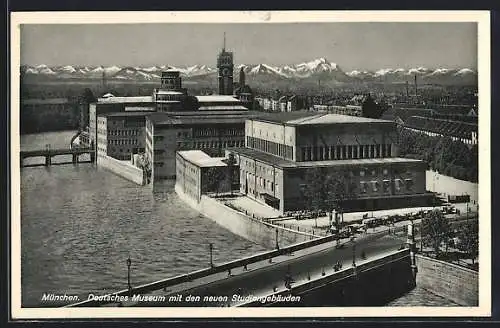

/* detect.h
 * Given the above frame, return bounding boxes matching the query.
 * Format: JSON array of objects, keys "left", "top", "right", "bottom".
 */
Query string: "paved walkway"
[{"left": 224, "top": 196, "right": 281, "bottom": 219}]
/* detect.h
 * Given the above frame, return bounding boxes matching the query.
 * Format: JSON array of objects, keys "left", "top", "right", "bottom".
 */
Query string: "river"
[
  {"left": 19, "top": 131, "right": 456, "bottom": 308},
  {"left": 20, "top": 131, "right": 268, "bottom": 307}
]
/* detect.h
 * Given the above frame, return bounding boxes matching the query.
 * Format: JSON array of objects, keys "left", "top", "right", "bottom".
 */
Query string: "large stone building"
[
  {"left": 96, "top": 111, "right": 148, "bottom": 160},
  {"left": 175, "top": 150, "right": 235, "bottom": 201},
  {"left": 145, "top": 111, "right": 255, "bottom": 182},
  {"left": 82, "top": 38, "right": 260, "bottom": 186},
  {"left": 230, "top": 112, "right": 432, "bottom": 213}
]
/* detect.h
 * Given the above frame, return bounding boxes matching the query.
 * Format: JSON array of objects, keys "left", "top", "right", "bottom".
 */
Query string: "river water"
[
  {"left": 20, "top": 131, "right": 268, "bottom": 307},
  {"left": 19, "top": 131, "right": 455, "bottom": 308}
]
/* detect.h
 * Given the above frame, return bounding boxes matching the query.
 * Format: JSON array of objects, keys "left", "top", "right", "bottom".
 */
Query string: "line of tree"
[
  {"left": 397, "top": 127, "right": 478, "bottom": 183},
  {"left": 302, "top": 167, "right": 357, "bottom": 228},
  {"left": 421, "top": 209, "right": 478, "bottom": 268}
]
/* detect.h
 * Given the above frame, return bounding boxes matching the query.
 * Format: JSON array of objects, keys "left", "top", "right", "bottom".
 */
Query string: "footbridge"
[{"left": 20, "top": 146, "right": 95, "bottom": 167}]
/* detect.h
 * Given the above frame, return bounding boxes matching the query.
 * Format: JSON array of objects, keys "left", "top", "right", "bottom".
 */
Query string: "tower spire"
[{"left": 223, "top": 32, "right": 226, "bottom": 51}]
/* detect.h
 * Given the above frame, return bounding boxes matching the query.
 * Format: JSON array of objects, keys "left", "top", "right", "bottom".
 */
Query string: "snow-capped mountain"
[{"left": 20, "top": 58, "right": 477, "bottom": 85}]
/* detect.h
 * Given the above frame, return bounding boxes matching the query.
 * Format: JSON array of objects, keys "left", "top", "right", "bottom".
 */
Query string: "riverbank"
[
  {"left": 175, "top": 185, "right": 320, "bottom": 249},
  {"left": 97, "top": 154, "right": 145, "bottom": 185}
]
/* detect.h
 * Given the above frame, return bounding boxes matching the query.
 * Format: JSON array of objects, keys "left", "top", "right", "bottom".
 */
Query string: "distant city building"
[
  {"left": 217, "top": 33, "right": 234, "bottom": 95},
  {"left": 229, "top": 112, "right": 431, "bottom": 213},
  {"left": 404, "top": 116, "right": 478, "bottom": 145}
]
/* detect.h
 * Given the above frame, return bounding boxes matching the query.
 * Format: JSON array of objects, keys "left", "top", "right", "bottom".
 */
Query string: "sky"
[{"left": 20, "top": 22, "right": 477, "bottom": 70}]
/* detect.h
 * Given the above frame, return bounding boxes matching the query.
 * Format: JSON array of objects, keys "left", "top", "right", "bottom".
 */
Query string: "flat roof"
[
  {"left": 198, "top": 105, "right": 248, "bottom": 111},
  {"left": 98, "top": 111, "right": 151, "bottom": 118},
  {"left": 156, "top": 90, "right": 184, "bottom": 95},
  {"left": 233, "top": 147, "right": 424, "bottom": 169},
  {"left": 177, "top": 150, "right": 227, "bottom": 168},
  {"left": 125, "top": 106, "right": 156, "bottom": 111},
  {"left": 252, "top": 112, "right": 393, "bottom": 126},
  {"left": 147, "top": 112, "right": 255, "bottom": 126},
  {"left": 22, "top": 98, "right": 69, "bottom": 105},
  {"left": 97, "top": 96, "right": 154, "bottom": 104},
  {"left": 195, "top": 95, "right": 241, "bottom": 103}
]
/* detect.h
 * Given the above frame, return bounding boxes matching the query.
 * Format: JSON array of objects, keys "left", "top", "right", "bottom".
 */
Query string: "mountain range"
[{"left": 21, "top": 58, "right": 477, "bottom": 85}]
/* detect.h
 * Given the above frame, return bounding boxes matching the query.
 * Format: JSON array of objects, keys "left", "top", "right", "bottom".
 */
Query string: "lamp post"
[
  {"left": 209, "top": 243, "right": 214, "bottom": 268},
  {"left": 275, "top": 228, "right": 279, "bottom": 250},
  {"left": 351, "top": 236, "right": 356, "bottom": 267},
  {"left": 126, "top": 256, "right": 132, "bottom": 291}
]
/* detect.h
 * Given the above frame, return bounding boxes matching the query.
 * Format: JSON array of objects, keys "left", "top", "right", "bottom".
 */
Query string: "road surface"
[{"left": 127, "top": 230, "right": 405, "bottom": 307}]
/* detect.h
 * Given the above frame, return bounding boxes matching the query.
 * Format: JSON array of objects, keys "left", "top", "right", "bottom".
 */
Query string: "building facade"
[
  {"left": 96, "top": 112, "right": 147, "bottom": 160},
  {"left": 175, "top": 150, "right": 234, "bottom": 201},
  {"left": 231, "top": 112, "right": 431, "bottom": 213},
  {"left": 146, "top": 112, "right": 251, "bottom": 182},
  {"left": 88, "top": 96, "right": 154, "bottom": 149}
]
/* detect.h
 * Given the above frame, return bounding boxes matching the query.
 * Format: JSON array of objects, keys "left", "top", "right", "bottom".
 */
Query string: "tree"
[
  {"left": 456, "top": 221, "right": 479, "bottom": 265},
  {"left": 205, "top": 167, "right": 225, "bottom": 196},
  {"left": 421, "top": 210, "right": 452, "bottom": 257},
  {"left": 225, "top": 152, "right": 237, "bottom": 196},
  {"left": 303, "top": 168, "right": 327, "bottom": 212},
  {"left": 361, "top": 94, "right": 387, "bottom": 119},
  {"left": 303, "top": 168, "right": 352, "bottom": 229},
  {"left": 79, "top": 88, "right": 97, "bottom": 104}
]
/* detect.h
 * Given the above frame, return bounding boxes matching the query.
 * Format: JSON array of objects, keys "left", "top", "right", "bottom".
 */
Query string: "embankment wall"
[
  {"left": 242, "top": 250, "right": 414, "bottom": 307},
  {"left": 175, "top": 184, "right": 317, "bottom": 249},
  {"left": 98, "top": 155, "right": 144, "bottom": 185},
  {"left": 415, "top": 254, "right": 478, "bottom": 306}
]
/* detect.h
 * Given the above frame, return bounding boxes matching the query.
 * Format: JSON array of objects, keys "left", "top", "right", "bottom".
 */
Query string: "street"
[{"left": 130, "top": 230, "right": 405, "bottom": 307}]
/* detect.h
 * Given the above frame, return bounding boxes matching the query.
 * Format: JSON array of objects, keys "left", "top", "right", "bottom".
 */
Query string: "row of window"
[
  {"left": 246, "top": 136, "right": 294, "bottom": 160},
  {"left": 243, "top": 171, "right": 280, "bottom": 194},
  {"left": 156, "top": 94, "right": 182, "bottom": 101},
  {"left": 109, "top": 147, "right": 144, "bottom": 154},
  {"left": 176, "top": 140, "right": 244, "bottom": 150},
  {"left": 242, "top": 160, "right": 276, "bottom": 177},
  {"left": 360, "top": 179, "right": 414, "bottom": 193},
  {"left": 108, "top": 129, "right": 141, "bottom": 137},
  {"left": 300, "top": 144, "right": 392, "bottom": 161},
  {"left": 193, "top": 128, "right": 244, "bottom": 138},
  {"left": 108, "top": 139, "right": 139, "bottom": 146}
]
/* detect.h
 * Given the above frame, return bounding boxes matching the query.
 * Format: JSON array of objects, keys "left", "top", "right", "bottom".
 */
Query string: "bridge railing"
[
  {"left": 238, "top": 248, "right": 411, "bottom": 307},
  {"left": 67, "top": 234, "right": 342, "bottom": 307}
]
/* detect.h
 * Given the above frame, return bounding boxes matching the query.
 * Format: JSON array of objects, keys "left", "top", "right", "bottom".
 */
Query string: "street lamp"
[
  {"left": 126, "top": 256, "right": 132, "bottom": 291},
  {"left": 209, "top": 243, "right": 214, "bottom": 268},
  {"left": 275, "top": 228, "right": 279, "bottom": 250},
  {"left": 351, "top": 236, "right": 356, "bottom": 267}
]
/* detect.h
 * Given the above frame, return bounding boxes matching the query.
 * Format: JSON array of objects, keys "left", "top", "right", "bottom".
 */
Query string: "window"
[
  {"left": 360, "top": 170, "right": 365, "bottom": 177},
  {"left": 271, "top": 182, "right": 274, "bottom": 192},
  {"left": 405, "top": 179, "right": 413, "bottom": 190},
  {"left": 394, "top": 179, "right": 401, "bottom": 192},
  {"left": 360, "top": 182, "right": 367, "bottom": 193},
  {"left": 383, "top": 180, "right": 391, "bottom": 193},
  {"left": 383, "top": 169, "right": 388, "bottom": 175},
  {"left": 372, "top": 181, "right": 380, "bottom": 192}
]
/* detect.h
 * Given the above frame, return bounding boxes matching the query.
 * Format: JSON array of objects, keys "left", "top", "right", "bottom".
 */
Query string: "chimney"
[{"left": 414, "top": 74, "right": 418, "bottom": 97}]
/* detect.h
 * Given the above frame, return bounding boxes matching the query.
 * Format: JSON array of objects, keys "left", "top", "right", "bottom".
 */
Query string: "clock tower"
[{"left": 217, "top": 33, "right": 234, "bottom": 95}]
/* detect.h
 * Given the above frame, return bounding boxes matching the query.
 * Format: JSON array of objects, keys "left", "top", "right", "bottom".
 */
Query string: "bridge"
[
  {"left": 20, "top": 146, "right": 95, "bottom": 167},
  {"left": 67, "top": 222, "right": 417, "bottom": 308}
]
